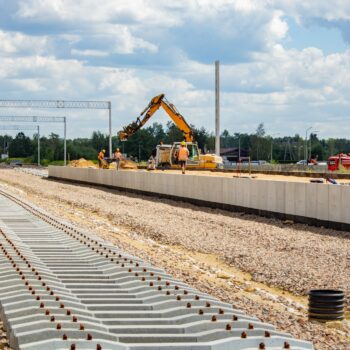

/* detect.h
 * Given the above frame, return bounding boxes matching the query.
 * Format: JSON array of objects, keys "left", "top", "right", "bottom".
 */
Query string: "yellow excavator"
[{"left": 118, "top": 94, "right": 223, "bottom": 169}]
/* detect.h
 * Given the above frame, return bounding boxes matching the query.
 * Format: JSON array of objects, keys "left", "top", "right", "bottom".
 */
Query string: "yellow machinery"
[{"left": 118, "top": 94, "right": 223, "bottom": 169}]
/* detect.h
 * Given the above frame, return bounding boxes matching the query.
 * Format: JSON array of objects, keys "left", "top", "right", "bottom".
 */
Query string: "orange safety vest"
[
  {"left": 98, "top": 152, "right": 104, "bottom": 160},
  {"left": 178, "top": 147, "right": 189, "bottom": 161}
]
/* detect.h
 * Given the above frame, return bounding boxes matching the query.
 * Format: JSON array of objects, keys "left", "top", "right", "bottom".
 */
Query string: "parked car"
[{"left": 10, "top": 160, "right": 23, "bottom": 167}]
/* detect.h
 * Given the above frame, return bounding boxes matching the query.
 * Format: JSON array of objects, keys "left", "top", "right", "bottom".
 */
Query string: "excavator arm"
[{"left": 118, "top": 94, "right": 193, "bottom": 142}]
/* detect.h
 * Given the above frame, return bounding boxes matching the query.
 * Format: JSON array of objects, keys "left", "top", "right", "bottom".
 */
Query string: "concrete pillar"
[{"left": 215, "top": 60, "right": 220, "bottom": 156}]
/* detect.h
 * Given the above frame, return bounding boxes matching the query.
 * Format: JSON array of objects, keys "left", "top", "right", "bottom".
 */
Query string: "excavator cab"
[{"left": 170, "top": 142, "right": 201, "bottom": 167}]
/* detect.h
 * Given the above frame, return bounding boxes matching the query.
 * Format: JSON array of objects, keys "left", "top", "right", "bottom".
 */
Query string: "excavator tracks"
[{"left": 0, "top": 189, "right": 314, "bottom": 350}]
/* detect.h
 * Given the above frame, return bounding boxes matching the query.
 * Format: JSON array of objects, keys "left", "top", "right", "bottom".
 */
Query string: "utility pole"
[
  {"left": 305, "top": 127, "right": 312, "bottom": 160},
  {"left": 215, "top": 60, "right": 220, "bottom": 156},
  {"left": 108, "top": 102, "right": 112, "bottom": 158},
  {"left": 238, "top": 136, "right": 241, "bottom": 161},
  {"left": 63, "top": 117, "right": 67, "bottom": 166},
  {"left": 37, "top": 125, "right": 40, "bottom": 166}
]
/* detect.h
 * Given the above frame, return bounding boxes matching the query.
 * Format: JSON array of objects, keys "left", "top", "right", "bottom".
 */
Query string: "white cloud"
[
  {"left": 71, "top": 49, "right": 108, "bottom": 57},
  {"left": 0, "top": 0, "right": 349, "bottom": 138},
  {"left": 0, "top": 30, "right": 48, "bottom": 55}
]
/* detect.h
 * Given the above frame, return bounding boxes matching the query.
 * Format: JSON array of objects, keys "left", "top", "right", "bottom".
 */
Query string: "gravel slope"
[{"left": 0, "top": 169, "right": 349, "bottom": 349}]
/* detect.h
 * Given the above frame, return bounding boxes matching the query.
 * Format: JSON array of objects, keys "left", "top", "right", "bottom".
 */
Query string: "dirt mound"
[
  {"left": 108, "top": 159, "right": 138, "bottom": 170},
  {"left": 69, "top": 158, "right": 96, "bottom": 168}
]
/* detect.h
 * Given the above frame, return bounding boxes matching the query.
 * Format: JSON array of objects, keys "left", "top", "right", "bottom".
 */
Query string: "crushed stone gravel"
[{"left": 0, "top": 169, "right": 349, "bottom": 349}]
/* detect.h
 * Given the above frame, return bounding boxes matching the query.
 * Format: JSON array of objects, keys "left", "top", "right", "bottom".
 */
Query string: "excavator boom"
[{"left": 118, "top": 94, "right": 193, "bottom": 142}]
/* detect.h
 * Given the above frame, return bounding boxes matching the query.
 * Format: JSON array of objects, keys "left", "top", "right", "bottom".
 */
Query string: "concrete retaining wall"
[{"left": 48, "top": 166, "right": 350, "bottom": 230}]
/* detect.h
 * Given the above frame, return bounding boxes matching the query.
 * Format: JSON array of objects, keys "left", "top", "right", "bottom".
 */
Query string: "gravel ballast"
[{"left": 0, "top": 169, "right": 349, "bottom": 349}]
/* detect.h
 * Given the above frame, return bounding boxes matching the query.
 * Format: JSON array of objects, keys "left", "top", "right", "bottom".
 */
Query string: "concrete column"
[
  {"left": 37, "top": 125, "right": 40, "bottom": 166},
  {"left": 108, "top": 102, "right": 112, "bottom": 158},
  {"left": 64, "top": 117, "right": 67, "bottom": 166},
  {"left": 215, "top": 60, "right": 220, "bottom": 156}
]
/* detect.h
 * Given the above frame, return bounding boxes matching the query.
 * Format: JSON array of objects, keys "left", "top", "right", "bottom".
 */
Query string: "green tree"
[{"left": 9, "top": 133, "right": 32, "bottom": 157}]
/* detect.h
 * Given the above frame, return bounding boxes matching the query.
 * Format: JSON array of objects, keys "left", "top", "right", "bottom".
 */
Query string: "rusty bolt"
[
  {"left": 195, "top": 295, "right": 200, "bottom": 300},
  {"left": 211, "top": 315, "right": 217, "bottom": 322},
  {"left": 141, "top": 277, "right": 146, "bottom": 281},
  {"left": 45, "top": 309, "right": 50, "bottom": 315},
  {"left": 233, "top": 315, "right": 238, "bottom": 321},
  {"left": 40, "top": 302, "right": 44, "bottom": 308},
  {"left": 259, "top": 343, "right": 265, "bottom": 350},
  {"left": 183, "top": 290, "right": 188, "bottom": 295},
  {"left": 176, "top": 295, "right": 181, "bottom": 301},
  {"left": 96, "top": 345, "right": 102, "bottom": 350},
  {"left": 198, "top": 309, "right": 204, "bottom": 315},
  {"left": 174, "top": 285, "right": 179, "bottom": 290},
  {"left": 79, "top": 324, "right": 85, "bottom": 331},
  {"left": 72, "top": 316, "right": 78, "bottom": 322},
  {"left": 248, "top": 323, "right": 254, "bottom": 330},
  {"left": 62, "top": 334, "right": 68, "bottom": 340},
  {"left": 66, "top": 310, "right": 71, "bottom": 316},
  {"left": 166, "top": 291, "right": 170, "bottom": 295},
  {"left": 206, "top": 302, "right": 211, "bottom": 307},
  {"left": 241, "top": 331, "right": 247, "bottom": 339},
  {"left": 60, "top": 303, "right": 64, "bottom": 309},
  {"left": 87, "top": 334, "right": 93, "bottom": 340},
  {"left": 158, "top": 286, "right": 162, "bottom": 291},
  {"left": 284, "top": 342, "right": 290, "bottom": 349},
  {"left": 149, "top": 282, "right": 154, "bottom": 287},
  {"left": 70, "top": 344, "right": 76, "bottom": 350},
  {"left": 186, "top": 302, "right": 191, "bottom": 308},
  {"left": 219, "top": 308, "right": 224, "bottom": 315},
  {"left": 264, "top": 331, "right": 270, "bottom": 338},
  {"left": 56, "top": 323, "right": 62, "bottom": 330},
  {"left": 36, "top": 296, "right": 40, "bottom": 301},
  {"left": 50, "top": 316, "right": 55, "bottom": 322},
  {"left": 226, "top": 324, "right": 232, "bottom": 331},
  {"left": 55, "top": 296, "right": 60, "bottom": 301}
]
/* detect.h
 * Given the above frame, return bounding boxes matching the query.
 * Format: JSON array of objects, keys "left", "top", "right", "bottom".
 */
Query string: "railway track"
[{"left": 0, "top": 189, "right": 314, "bottom": 350}]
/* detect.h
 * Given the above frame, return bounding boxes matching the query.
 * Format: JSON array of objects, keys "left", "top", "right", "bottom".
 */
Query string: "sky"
[{"left": 0, "top": 0, "right": 350, "bottom": 139}]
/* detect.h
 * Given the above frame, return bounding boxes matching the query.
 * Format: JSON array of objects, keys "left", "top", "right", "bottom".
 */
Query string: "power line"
[
  {"left": 0, "top": 99, "right": 112, "bottom": 158},
  {"left": 0, "top": 125, "right": 41, "bottom": 166},
  {"left": 0, "top": 100, "right": 109, "bottom": 109},
  {"left": 0, "top": 116, "right": 64, "bottom": 123},
  {"left": 0, "top": 115, "right": 67, "bottom": 165}
]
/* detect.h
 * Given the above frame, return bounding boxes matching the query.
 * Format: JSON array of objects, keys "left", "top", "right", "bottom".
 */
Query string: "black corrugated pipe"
[{"left": 308, "top": 289, "right": 345, "bottom": 321}]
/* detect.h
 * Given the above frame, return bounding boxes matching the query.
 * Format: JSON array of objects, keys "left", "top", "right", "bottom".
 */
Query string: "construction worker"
[
  {"left": 114, "top": 148, "right": 122, "bottom": 170},
  {"left": 177, "top": 141, "right": 189, "bottom": 174},
  {"left": 98, "top": 149, "right": 106, "bottom": 169}
]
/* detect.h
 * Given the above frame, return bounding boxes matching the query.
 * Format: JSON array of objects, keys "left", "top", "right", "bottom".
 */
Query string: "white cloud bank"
[{"left": 0, "top": 0, "right": 349, "bottom": 138}]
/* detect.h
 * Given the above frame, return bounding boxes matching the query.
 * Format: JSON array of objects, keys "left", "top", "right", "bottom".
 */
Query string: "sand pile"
[
  {"left": 69, "top": 158, "right": 96, "bottom": 168},
  {"left": 108, "top": 159, "right": 138, "bottom": 170}
]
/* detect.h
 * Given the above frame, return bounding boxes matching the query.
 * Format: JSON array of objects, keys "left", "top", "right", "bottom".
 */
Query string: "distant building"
[{"left": 220, "top": 147, "right": 249, "bottom": 164}]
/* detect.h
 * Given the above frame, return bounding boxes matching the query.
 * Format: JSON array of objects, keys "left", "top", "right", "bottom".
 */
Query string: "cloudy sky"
[{"left": 0, "top": 0, "right": 350, "bottom": 139}]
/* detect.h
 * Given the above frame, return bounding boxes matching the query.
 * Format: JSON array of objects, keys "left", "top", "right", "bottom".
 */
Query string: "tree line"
[{"left": 1, "top": 122, "right": 349, "bottom": 164}]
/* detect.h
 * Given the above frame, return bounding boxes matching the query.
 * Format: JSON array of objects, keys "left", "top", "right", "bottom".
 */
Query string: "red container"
[{"left": 328, "top": 153, "right": 350, "bottom": 171}]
